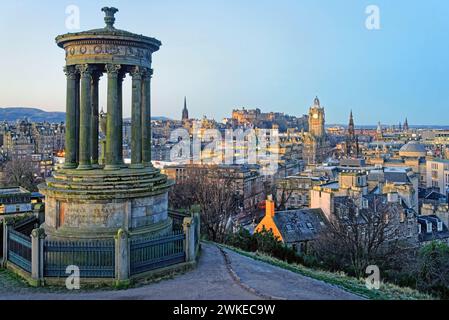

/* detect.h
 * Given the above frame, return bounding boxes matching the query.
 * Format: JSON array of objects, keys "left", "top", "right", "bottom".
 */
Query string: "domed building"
[{"left": 399, "top": 141, "right": 427, "bottom": 158}]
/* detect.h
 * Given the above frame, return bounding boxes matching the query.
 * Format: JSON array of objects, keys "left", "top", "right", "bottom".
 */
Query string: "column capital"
[
  {"left": 142, "top": 68, "right": 153, "bottom": 80},
  {"left": 76, "top": 64, "right": 94, "bottom": 77},
  {"left": 105, "top": 64, "right": 121, "bottom": 76},
  {"left": 63, "top": 66, "right": 77, "bottom": 80},
  {"left": 130, "top": 66, "right": 144, "bottom": 80}
]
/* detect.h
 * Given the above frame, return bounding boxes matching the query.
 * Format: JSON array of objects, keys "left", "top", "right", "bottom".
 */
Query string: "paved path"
[{"left": 0, "top": 243, "right": 362, "bottom": 300}]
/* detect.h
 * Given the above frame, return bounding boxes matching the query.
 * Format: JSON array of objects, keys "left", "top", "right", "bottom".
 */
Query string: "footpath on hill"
[{"left": 0, "top": 243, "right": 362, "bottom": 300}]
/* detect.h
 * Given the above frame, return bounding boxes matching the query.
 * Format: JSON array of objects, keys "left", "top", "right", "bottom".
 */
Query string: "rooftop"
[{"left": 0, "top": 187, "right": 30, "bottom": 196}]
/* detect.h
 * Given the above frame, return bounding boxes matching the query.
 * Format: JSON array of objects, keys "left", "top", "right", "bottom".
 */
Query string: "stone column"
[
  {"left": 114, "top": 229, "right": 130, "bottom": 286},
  {"left": 183, "top": 217, "right": 196, "bottom": 262},
  {"left": 118, "top": 71, "right": 126, "bottom": 167},
  {"left": 130, "top": 66, "right": 144, "bottom": 169},
  {"left": 63, "top": 66, "right": 78, "bottom": 169},
  {"left": 1, "top": 221, "right": 11, "bottom": 267},
  {"left": 75, "top": 73, "right": 80, "bottom": 163},
  {"left": 105, "top": 64, "right": 122, "bottom": 170},
  {"left": 142, "top": 68, "right": 153, "bottom": 167},
  {"left": 77, "top": 64, "right": 93, "bottom": 170},
  {"left": 31, "top": 228, "right": 45, "bottom": 286},
  {"left": 90, "top": 70, "right": 102, "bottom": 166}
]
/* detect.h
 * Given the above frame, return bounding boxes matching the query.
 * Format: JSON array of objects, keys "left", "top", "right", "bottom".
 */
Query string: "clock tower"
[
  {"left": 308, "top": 96, "right": 325, "bottom": 137},
  {"left": 303, "top": 96, "right": 330, "bottom": 164}
]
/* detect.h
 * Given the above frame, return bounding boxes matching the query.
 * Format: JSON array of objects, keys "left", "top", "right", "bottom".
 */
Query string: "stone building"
[
  {"left": 332, "top": 194, "right": 418, "bottom": 244},
  {"left": 365, "top": 140, "right": 428, "bottom": 188},
  {"left": 302, "top": 97, "right": 331, "bottom": 164},
  {"left": 311, "top": 168, "right": 418, "bottom": 217},
  {"left": 275, "top": 174, "right": 328, "bottom": 209},
  {"left": 164, "top": 163, "right": 266, "bottom": 213},
  {"left": 255, "top": 196, "right": 327, "bottom": 254},
  {"left": 0, "top": 187, "right": 32, "bottom": 216},
  {"left": 426, "top": 158, "right": 449, "bottom": 195},
  {"left": 2, "top": 130, "right": 34, "bottom": 160}
]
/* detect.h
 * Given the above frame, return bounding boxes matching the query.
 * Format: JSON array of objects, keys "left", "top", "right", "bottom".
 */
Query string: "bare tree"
[
  {"left": 274, "top": 179, "right": 294, "bottom": 211},
  {"left": 3, "top": 158, "right": 41, "bottom": 192},
  {"left": 169, "top": 167, "right": 240, "bottom": 242},
  {"left": 312, "top": 196, "right": 404, "bottom": 278}
]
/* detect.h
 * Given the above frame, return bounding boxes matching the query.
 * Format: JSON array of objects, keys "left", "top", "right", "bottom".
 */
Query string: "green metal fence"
[
  {"left": 130, "top": 230, "right": 186, "bottom": 276},
  {"left": 8, "top": 229, "right": 32, "bottom": 273},
  {"left": 43, "top": 240, "right": 115, "bottom": 278},
  {"left": 0, "top": 221, "right": 3, "bottom": 260}
]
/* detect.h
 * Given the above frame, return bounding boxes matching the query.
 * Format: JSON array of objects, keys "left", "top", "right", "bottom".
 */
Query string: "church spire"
[
  {"left": 346, "top": 110, "right": 359, "bottom": 157},
  {"left": 182, "top": 96, "right": 189, "bottom": 121},
  {"left": 348, "top": 110, "right": 354, "bottom": 134},
  {"left": 403, "top": 117, "right": 409, "bottom": 131}
]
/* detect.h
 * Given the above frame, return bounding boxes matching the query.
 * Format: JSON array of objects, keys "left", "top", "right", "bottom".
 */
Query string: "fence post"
[
  {"left": 31, "top": 228, "right": 45, "bottom": 286},
  {"left": 114, "top": 229, "right": 130, "bottom": 286},
  {"left": 183, "top": 217, "right": 195, "bottom": 262},
  {"left": 194, "top": 212, "right": 201, "bottom": 255},
  {"left": 1, "top": 221, "right": 11, "bottom": 267}
]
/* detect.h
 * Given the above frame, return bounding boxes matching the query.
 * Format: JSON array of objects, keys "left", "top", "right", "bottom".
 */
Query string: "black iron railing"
[
  {"left": 8, "top": 229, "right": 32, "bottom": 273},
  {"left": 43, "top": 240, "right": 115, "bottom": 278},
  {"left": 130, "top": 230, "right": 185, "bottom": 276}
]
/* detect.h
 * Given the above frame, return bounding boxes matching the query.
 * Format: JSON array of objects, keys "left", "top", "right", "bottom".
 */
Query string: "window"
[
  {"left": 426, "top": 222, "right": 433, "bottom": 233},
  {"left": 437, "top": 221, "right": 443, "bottom": 232},
  {"left": 362, "top": 199, "right": 369, "bottom": 209}
]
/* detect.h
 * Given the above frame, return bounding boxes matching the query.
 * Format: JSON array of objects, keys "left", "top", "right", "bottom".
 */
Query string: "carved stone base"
[{"left": 38, "top": 167, "right": 174, "bottom": 241}]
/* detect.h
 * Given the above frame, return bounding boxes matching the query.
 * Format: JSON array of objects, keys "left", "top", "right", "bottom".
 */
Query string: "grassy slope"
[{"left": 216, "top": 243, "right": 435, "bottom": 300}]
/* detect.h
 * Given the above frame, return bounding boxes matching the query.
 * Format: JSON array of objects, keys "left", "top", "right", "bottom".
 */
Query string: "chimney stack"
[{"left": 266, "top": 195, "right": 275, "bottom": 218}]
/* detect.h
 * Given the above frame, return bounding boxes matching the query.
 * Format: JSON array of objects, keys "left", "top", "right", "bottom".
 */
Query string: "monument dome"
[{"left": 399, "top": 141, "right": 427, "bottom": 158}]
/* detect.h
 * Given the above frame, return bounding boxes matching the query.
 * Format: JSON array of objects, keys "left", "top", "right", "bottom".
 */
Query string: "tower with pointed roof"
[
  {"left": 308, "top": 96, "right": 325, "bottom": 138},
  {"left": 403, "top": 117, "right": 409, "bottom": 131},
  {"left": 345, "top": 110, "right": 359, "bottom": 157},
  {"left": 303, "top": 96, "right": 331, "bottom": 164},
  {"left": 376, "top": 121, "right": 383, "bottom": 141},
  {"left": 182, "top": 96, "right": 189, "bottom": 121}
]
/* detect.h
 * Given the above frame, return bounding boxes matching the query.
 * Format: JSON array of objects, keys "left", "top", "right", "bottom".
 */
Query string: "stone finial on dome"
[{"left": 102, "top": 7, "right": 119, "bottom": 29}]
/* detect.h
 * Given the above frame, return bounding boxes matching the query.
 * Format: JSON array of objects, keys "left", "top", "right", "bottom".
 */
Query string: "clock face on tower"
[{"left": 313, "top": 113, "right": 319, "bottom": 119}]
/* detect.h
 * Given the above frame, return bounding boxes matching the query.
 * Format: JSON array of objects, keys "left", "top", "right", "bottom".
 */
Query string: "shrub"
[
  {"left": 415, "top": 241, "right": 449, "bottom": 299},
  {"left": 226, "top": 227, "right": 303, "bottom": 264}
]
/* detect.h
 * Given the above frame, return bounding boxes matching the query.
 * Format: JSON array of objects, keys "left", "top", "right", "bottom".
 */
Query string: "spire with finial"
[
  {"left": 313, "top": 96, "right": 320, "bottom": 106},
  {"left": 101, "top": 7, "right": 119, "bottom": 29},
  {"left": 182, "top": 96, "right": 189, "bottom": 121},
  {"left": 348, "top": 110, "right": 355, "bottom": 136},
  {"left": 403, "top": 117, "right": 409, "bottom": 131}
]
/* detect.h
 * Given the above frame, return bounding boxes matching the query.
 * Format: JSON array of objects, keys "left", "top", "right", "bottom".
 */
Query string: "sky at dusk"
[{"left": 0, "top": 0, "right": 448, "bottom": 125}]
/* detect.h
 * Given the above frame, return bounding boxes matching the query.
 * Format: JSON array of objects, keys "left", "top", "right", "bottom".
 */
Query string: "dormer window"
[
  {"left": 418, "top": 224, "right": 421, "bottom": 234},
  {"left": 306, "top": 222, "right": 314, "bottom": 231},
  {"left": 437, "top": 221, "right": 443, "bottom": 232},
  {"left": 426, "top": 222, "right": 433, "bottom": 233},
  {"left": 362, "top": 199, "right": 369, "bottom": 209}
]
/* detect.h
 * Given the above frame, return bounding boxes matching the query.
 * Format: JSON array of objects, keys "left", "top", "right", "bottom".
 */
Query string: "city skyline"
[{"left": 0, "top": 0, "right": 448, "bottom": 125}]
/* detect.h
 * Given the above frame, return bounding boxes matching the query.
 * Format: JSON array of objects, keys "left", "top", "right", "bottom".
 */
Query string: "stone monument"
[{"left": 39, "top": 7, "right": 174, "bottom": 241}]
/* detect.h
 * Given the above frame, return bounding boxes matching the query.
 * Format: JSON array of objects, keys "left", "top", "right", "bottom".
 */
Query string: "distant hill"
[
  {"left": 0, "top": 107, "right": 172, "bottom": 123},
  {"left": 0, "top": 107, "right": 65, "bottom": 123}
]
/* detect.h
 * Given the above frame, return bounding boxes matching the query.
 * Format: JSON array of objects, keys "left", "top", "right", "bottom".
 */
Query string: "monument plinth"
[{"left": 39, "top": 7, "right": 173, "bottom": 241}]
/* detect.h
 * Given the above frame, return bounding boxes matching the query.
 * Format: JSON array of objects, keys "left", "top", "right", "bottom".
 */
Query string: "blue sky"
[{"left": 0, "top": 0, "right": 448, "bottom": 125}]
